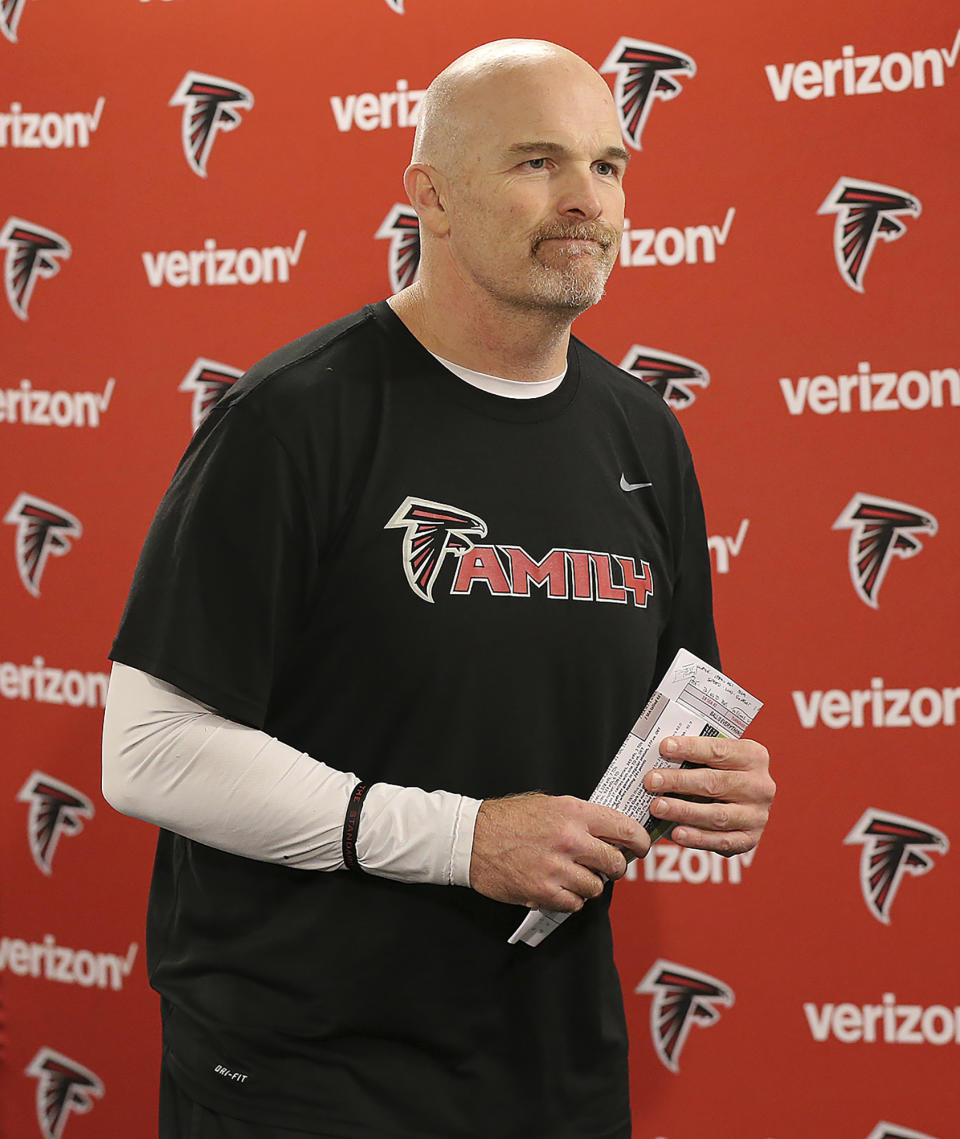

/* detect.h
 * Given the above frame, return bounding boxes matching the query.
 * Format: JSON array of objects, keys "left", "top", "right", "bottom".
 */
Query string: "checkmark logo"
[{"left": 620, "top": 474, "right": 653, "bottom": 492}]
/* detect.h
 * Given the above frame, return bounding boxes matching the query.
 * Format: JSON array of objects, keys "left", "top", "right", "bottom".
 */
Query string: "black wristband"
[{"left": 342, "top": 781, "right": 371, "bottom": 872}]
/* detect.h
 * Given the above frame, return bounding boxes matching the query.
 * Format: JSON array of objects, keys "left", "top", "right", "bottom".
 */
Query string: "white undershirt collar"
[{"left": 430, "top": 351, "right": 566, "bottom": 400}]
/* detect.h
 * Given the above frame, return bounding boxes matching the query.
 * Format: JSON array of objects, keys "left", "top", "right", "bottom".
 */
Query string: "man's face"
[{"left": 438, "top": 61, "right": 627, "bottom": 316}]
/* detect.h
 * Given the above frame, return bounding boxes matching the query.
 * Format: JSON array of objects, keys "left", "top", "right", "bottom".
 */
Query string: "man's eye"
[
  {"left": 525, "top": 158, "right": 548, "bottom": 170},
  {"left": 595, "top": 162, "right": 618, "bottom": 177}
]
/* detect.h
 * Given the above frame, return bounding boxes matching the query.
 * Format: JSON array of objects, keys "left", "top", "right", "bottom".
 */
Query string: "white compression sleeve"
[{"left": 101, "top": 663, "right": 480, "bottom": 886}]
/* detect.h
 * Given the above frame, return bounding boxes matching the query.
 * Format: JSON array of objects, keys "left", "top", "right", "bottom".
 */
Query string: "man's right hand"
[{"left": 469, "top": 793, "right": 651, "bottom": 912}]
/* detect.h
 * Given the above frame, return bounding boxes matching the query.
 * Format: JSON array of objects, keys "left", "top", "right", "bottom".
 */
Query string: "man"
[{"left": 103, "top": 39, "right": 774, "bottom": 1139}]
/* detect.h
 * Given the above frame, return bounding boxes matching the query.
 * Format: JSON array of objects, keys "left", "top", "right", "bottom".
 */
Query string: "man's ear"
[{"left": 403, "top": 163, "right": 450, "bottom": 237}]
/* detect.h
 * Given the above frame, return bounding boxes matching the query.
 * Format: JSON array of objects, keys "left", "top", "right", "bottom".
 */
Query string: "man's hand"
[
  {"left": 645, "top": 736, "right": 775, "bottom": 855},
  {"left": 469, "top": 794, "right": 651, "bottom": 912}
]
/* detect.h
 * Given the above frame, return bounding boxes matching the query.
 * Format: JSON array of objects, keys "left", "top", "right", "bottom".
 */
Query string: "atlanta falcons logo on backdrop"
[
  {"left": 179, "top": 358, "right": 244, "bottom": 432},
  {"left": 600, "top": 38, "right": 696, "bottom": 150},
  {"left": 385, "top": 497, "right": 487, "bottom": 602},
  {"left": 17, "top": 771, "right": 95, "bottom": 875},
  {"left": 376, "top": 205, "right": 421, "bottom": 293},
  {"left": 384, "top": 0, "right": 404, "bottom": 10},
  {"left": 818, "top": 177, "right": 921, "bottom": 292},
  {"left": 618, "top": 346, "right": 710, "bottom": 409},
  {"left": 1, "top": 217, "right": 72, "bottom": 320},
  {"left": 4, "top": 493, "right": 82, "bottom": 597},
  {"left": 865, "top": 1124, "right": 940, "bottom": 1139},
  {"left": 26, "top": 1047, "right": 104, "bottom": 1139},
  {"left": 845, "top": 809, "right": 949, "bottom": 925},
  {"left": 832, "top": 493, "right": 937, "bottom": 608},
  {"left": 636, "top": 959, "right": 734, "bottom": 1072},
  {"left": 170, "top": 71, "right": 254, "bottom": 177},
  {"left": 1, "top": 0, "right": 27, "bottom": 43}
]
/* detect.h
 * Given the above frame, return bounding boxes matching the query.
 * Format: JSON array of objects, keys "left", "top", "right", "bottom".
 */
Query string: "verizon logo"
[
  {"left": 142, "top": 230, "right": 307, "bottom": 287},
  {"left": 619, "top": 207, "right": 734, "bottom": 267},
  {"left": 805, "top": 994, "right": 960, "bottom": 1045},
  {"left": 708, "top": 519, "right": 749, "bottom": 575},
  {"left": 793, "top": 679, "right": 959, "bottom": 729},
  {"left": 0, "top": 657, "right": 108, "bottom": 708},
  {"left": 780, "top": 363, "right": 959, "bottom": 415},
  {"left": 329, "top": 79, "right": 424, "bottom": 132},
  {"left": 0, "top": 934, "right": 137, "bottom": 991},
  {"left": 0, "top": 97, "right": 105, "bottom": 148},
  {"left": 626, "top": 842, "right": 755, "bottom": 884},
  {"left": 765, "top": 29, "right": 960, "bottom": 101},
  {"left": 0, "top": 377, "right": 115, "bottom": 427}
]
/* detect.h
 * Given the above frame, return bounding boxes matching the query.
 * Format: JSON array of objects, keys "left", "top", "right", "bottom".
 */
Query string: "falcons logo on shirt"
[
  {"left": 385, "top": 497, "right": 487, "bottom": 602},
  {"left": 618, "top": 346, "right": 710, "bottom": 409},
  {"left": 1, "top": 0, "right": 27, "bottom": 42},
  {"left": 818, "top": 177, "right": 921, "bottom": 293},
  {"left": 26, "top": 1048, "right": 104, "bottom": 1139},
  {"left": 178, "top": 357, "right": 243, "bottom": 432},
  {"left": 1, "top": 217, "right": 72, "bottom": 321},
  {"left": 376, "top": 205, "right": 421, "bottom": 293},
  {"left": 636, "top": 959, "right": 734, "bottom": 1072},
  {"left": 600, "top": 38, "right": 696, "bottom": 150},
  {"left": 4, "top": 493, "right": 82, "bottom": 597},
  {"left": 17, "top": 771, "right": 95, "bottom": 875},
  {"left": 845, "top": 809, "right": 948, "bottom": 925},
  {"left": 833, "top": 492, "right": 937, "bottom": 608},
  {"left": 865, "top": 1124, "right": 940, "bottom": 1139},
  {"left": 170, "top": 71, "right": 254, "bottom": 177}
]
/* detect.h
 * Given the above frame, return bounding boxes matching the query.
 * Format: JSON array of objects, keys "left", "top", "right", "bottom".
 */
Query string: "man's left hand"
[{"left": 644, "top": 737, "right": 775, "bottom": 856}]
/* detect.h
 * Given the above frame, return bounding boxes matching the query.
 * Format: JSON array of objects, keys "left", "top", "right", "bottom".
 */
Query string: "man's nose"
[{"left": 555, "top": 166, "right": 604, "bottom": 220}]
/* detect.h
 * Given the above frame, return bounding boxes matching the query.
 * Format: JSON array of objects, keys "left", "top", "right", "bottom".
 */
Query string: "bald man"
[{"left": 104, "top": 39, "right": 774, "bottom": 1139}]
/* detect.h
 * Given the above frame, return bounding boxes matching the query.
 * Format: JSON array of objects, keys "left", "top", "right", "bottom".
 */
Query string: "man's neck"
[{"left": 387, "top": 281, "right": 575, "bottom": 383}]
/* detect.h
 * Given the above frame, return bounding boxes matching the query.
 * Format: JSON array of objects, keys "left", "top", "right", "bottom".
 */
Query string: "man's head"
[{"left": 404, "top": 40, "right": 627, "bottom": 317}]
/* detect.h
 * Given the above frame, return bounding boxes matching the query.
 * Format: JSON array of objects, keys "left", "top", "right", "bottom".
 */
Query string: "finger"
[
  {"left": 535, "top": 886, "right": 589, "bottom": 913},
  {"left": 579, "top": 802, "right": 651, "bottom": 860},
  {"left": 534, "top": 866, "right": 606, "bottom": 911},
  {"left": 658, "top": 736, "right": 770, "bottom": 771},
  {"left": 645, "top": 766, "right": 763, "bottom": 802},
  {"left": 565, "top": 863, "right": 609, "bottom": 901},
  {"left": 649, "top": 795, "right": 766, "bottom": 835},
  {"left": 669, "top": 824, "right": 759, "bottom": 857},
  {"left": 575, "top": 836, "right": 629, "bottom": 881}
]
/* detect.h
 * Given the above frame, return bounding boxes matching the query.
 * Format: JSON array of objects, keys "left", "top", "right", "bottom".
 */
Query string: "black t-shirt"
[{"left": 111, "top": 302, "right": 719, "bottom": 1138}]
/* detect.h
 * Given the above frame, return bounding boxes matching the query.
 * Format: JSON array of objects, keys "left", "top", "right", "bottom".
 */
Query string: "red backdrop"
[{"left": 3, "top": 2, "right": 958, "bottom": 1137}]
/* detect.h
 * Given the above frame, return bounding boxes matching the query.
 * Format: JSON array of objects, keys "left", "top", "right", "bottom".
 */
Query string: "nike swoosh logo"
[{"left": 620, "top": 474, "right": 653, "bottom": 492}]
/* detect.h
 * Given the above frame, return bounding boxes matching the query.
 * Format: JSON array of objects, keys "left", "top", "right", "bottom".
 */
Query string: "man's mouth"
[
  {"left": 533, "top": 224, "right": 618, "bottom": 255},
  {"left": 541, "top": 236, "right": 601, "bottom": 247}
]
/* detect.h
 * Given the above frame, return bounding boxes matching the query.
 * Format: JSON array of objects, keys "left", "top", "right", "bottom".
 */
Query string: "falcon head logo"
[
  {"left": 636, "top": 959, "right": 734, "bottom": 1072},
  {"left": 178, "top": 357, "right": 243, "bottom": 432},
  {"left": 385, "top": 497, "right": 487, "bottom": 602},
  {"left": 384, "top": 0, "right": 404, "bottom": 10},
  {"left": 5, "top": 493, "right": 82, "bottom": 597},
  {"left": 865, "top": 1125, "right": 940, "bottom": 1139},
  {"left": 600, "top": 38, "right": 696, "bottom": 150},
  {"left": 1, "top": 0, "right": 28, "bottom": 43},
  {"left": 833, "top": 493, "right": 937, "bottom": 608},
  {"left": 818, "top": 177, "right": 921, "bottom": 293},
  {"left": 1, "top": 217, "right": 72, "bottom": 321},
  {"left": 170, "top": 71, "right": 254, "bottom": 178},
  {"left": 845, "top": 809, "right": 948, "bottom": 925},
  {"left": 376, "top": 204, "right": 421, "bottom": 293},
  {"left": 26, "top": 1047, "right": 104, "bottom": 1139},
  {"left": 18, "top": 771, "right": 95, "bottom": 875},
  {"left": 618, "top": 346, "right": 709, "bottom": 409}
]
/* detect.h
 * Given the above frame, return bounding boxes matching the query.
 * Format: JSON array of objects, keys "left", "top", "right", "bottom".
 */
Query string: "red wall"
[{"left": 3, "top": 2, "right": 958, "bottom": 1137}]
